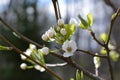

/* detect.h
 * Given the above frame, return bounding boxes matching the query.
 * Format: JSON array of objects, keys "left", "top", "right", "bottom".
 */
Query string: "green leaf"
[
  {"left": 76, "top": 69, "right": 81, "bottom": 80},
  {"left": 110, "top": 51, "right": 119, "bottom": 62},
  {"left": 64, "top": 24, "right": 75, "bottom": 40},
  {"left": 99, "top": 33, "right": 108, "bottom": 42},
  {"left": 13, "top": 32, "right": 21, "bottom": 39},
  {"left": 111, "top": 13, "right": 117, "bottom": 20},
  {"left": 87, "top": 13, "right": 93, "bottom": 26},
  {"left": 100, "top": 47, "right": 107, "bottom": 55},
  {"left": 78, "top": 15, "right": 89, "bottom": 29},
  {"left": 81, "top": 71, "right": 84, "bottom": 80},
  {"left": 38, "top": 50, "right": 45, "bottom": 64},
  {"left": 70, "top": 78, "right": 74, "bottom": 80},
  {"left": 0, "top": 45, "right": 11, "bottom": 50}
]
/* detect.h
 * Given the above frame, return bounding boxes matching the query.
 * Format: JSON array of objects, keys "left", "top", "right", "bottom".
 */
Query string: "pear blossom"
[
  {"left": 34, "top": 65, "right": 45, "bottom": 72},
  {"left": 41, "top": 33, "right": 48, "bottom": 41},
  {"left": 20, "top": 63, "right": 27, "bottom": 70},
  {"left": 47, "top": 27, "right": 55, "bottom": 38},
  {"left": 40, "top": 47, "right": 49, "bottom": 55},
  {"left": 20, "top": 49, "right": 32, "bottom": 60},
  {"left": 58, "top": 19, "right": 64, "bottom": 26},
  {"left": 93, "top": 53, "right": 101, "bottom": 68},
  {"left": 62, "top": 40, "right": 77, "bottom": 57},
  {"left": 60, "top": 28, "right": 67, "bottom": 35},
  {"left": 29, "top": 44, "right": 36, "bottom": 50}
]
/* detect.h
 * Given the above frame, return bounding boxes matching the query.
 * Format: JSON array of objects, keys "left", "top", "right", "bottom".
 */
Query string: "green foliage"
[
  {"left": 53, "top": 24, "right": 75, "bottom": 44},
  {"left": 76, "top": 70, "right": 84, "bottom": 80},
  {"left": 87, "top": 13, "right": 93, "bottom": 26},
  {"left": 0, "top": 45, "right": 11, "bottom": 50},
  {"left": 100, "top": 47, "right": 107, "bottom": 55},
  {"left": 70, "top": 78, "right": 74, "bottom": 80},
  {"left": 99, "top": 33, "right": 108, "bottom": 43},
  {"left": 110, "top": 51, "right": 119, "bottom": 62},
  {"left": 78, "top": 13, "right": 93, "bottom": 30}
]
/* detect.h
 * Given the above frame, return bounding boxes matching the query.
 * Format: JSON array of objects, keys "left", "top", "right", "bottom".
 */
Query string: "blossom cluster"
[{"left": 20, "top": 44, "right": 49, "bottom": 72}]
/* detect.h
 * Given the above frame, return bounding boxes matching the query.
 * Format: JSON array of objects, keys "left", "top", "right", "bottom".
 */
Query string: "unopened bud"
[{"left": 60, "top": 28, "right": 67, "bottom": 35}]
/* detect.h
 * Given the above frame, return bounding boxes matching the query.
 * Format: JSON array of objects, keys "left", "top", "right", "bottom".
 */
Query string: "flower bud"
[
  {"left": 58, "top": 19, "right": 64, "bottom": 26},
  {"left": 60, "top": 28, "right": 67, "bottom": 35},
  {"left": 41, "top": 34, "right": 48, "bottom": 41},
  {"left": 29, "top": 44, "right": 36, "bottom": 50},
  {"left": 41, "top": 47, "right": 49, "bottom": 55},
  {"left": 47, "top": 28, "right": 55, "bottom": 38},
  {"left": 34, "top": 65, "right": 45, "bottom": 72},
  {"left": 20, "top": 63, "right": 27, "bottom": 70}
]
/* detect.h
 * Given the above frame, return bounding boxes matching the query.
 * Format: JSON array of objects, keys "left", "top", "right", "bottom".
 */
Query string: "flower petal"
[{"left": 63, "top": 52, "right": 73, "bottom": 57}]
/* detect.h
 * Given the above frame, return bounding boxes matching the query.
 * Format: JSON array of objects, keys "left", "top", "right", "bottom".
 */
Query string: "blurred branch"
[
  {"left": 77, "top": 49, "right": 107, "bottom": 58},
  {"left": 89, "top": 30, "right": 105, "bottom": 47},
  {"left": 0, "top": 34, "right": 63, "bottom": 80},
  {"left": 0, "top": 17, "right": 43, "bottom": 48},
  {"left": 68, "top": 57, "right": 104, "bottom": 80},
  {"left": 105, "top": 8, "right": 120, "bottom": 80},
  {"left": 104, "top": 0, "right": 116, "bottom": 11},
  {"left": 52, "top": 0, "right": 59, "bottom": 21},
  {"left": 106, "top": 8, "right": 120, "bottom": 45}
]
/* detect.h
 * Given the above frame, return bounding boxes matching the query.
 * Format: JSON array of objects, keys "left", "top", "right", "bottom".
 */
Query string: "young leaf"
[
  {"left": 76, "top": 69, "right": 81, "bottom": 80},
  {"left": 78, "top": 15, "right": 89, "bottom": 29},
  {"left": 100, "top": 47, "right": 107, "bottom": 55},
  {"left": 70, "top": 78, "right": 74, "bottom": 80},
  {"left": 110, "top": 51, "right": 119, "bottom": 62},
  {"left": 0, "top": 45, "right": 11, "bottom": 50},
  {"left": 81, "top": 71, "right": 84, "bottom": 80},
  {"left": 87, "top": 13, "right": 93, "bottom": 26},
  {"left": 99, "top": 33, "right": 108, "bottom": 42}
]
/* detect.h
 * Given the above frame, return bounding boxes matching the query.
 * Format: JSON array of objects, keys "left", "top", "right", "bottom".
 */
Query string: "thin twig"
[
  {"left": 89, "top": 30, "right": 105, "bottom": 47},
  {"left": 77, "top": 49, "right": 107, "bottom": 58},
  {"left": 68, "top": 57, "right": 104, "bottom": 80},
  {"left": 56, "top": 0, "right": 61, "bottom": 19},
  {"left": 104, "top": 0, "right": 116, "bottom": 11},
  {"left": 0, "top": 17, "right": 43, "bottom": 48},
  {"left": 105, "top": 8, "right": 120, "bottom": 80},
  {"left": 0, "top": 34, "right": 63, "bottom": 80},
  {"left": 106, "top": 8, "right": 120, "bottom": 45},
  {"left": 52, "top": 0, "right": 59, "bottom": 21}
]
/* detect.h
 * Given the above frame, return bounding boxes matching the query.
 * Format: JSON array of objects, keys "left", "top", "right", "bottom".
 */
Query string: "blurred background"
[{"left": 0, "top": 0, "right": 120, "bottom": 80}]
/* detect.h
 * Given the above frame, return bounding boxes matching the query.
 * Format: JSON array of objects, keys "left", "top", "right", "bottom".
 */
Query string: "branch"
[
  {"left": 50, "top": 52, "right": 104, "bottom": 80},
  {"left": 77, "top": 49, "right": 107, "bottom": 58},
  {"left": 68, "top": 57, "right": 105, "bottom": 80},
  {"left": 106, "top": 8, "right": 120, "bottom": 45},
  {"left": 89, "top": 30, "right": 105, "bottom": 47},
  {"left": 105, "top": 8, "right": 120, "bottom": 80},
  {"left": 52, "top": 0, "right": 59, "bottom": 21},
  {"left": 0, "top": 17, "right": 42, "bottom": 48},
  {"left": 104, "top": 0, "right": 116, "bottom": 11},
  {"left": 0, "top": 34, "right": 63, "bottom": 80}
]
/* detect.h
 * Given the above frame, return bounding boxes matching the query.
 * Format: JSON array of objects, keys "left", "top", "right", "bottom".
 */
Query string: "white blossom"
[
  {"left": 41, "top": 34, "right": 48, "bottom": 41},
  {"left": 93, "top": 53, "right": 101, "bottom": 68},
  {"left": 47, "top": 27, "right": 55, "bottom": 38},
  {"left": 20, "top": 49, "right": 32, "bottom": 60},
  {"left": 62, "top": 40, "right": 77, "bottom": 57},
  {"left": 40, "top": 47, "right": 49, "bottom": 55},
  {"left": 34, "top": 65, "right": 45, "bottom": 72},
  {"left": 29, "top": 44, "right": 36, "bottom": 50},
  {"left": 60, "top": 28, "right": 67, "bottom": 35},
  {"left": 58, "top": 19, "right": 64, "bottom": 26},
  {"left": 20, "top": 63, "right": 27, "bottom": 70}
]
